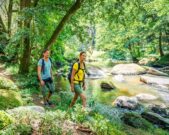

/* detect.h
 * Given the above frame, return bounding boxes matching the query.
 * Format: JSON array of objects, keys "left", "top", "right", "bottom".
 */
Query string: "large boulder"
[
  {"left": 135, "top": 93, "right": 158, "bottom": 102},
  {"left": 113, "top": 96, "right": 138, "bottom": 110},
  {"left": 0, "top": 89, "right": 23, "bottom": 110},
  {"left": 141, "top": 111, "right": 169, "bottom": 130},
  {"left": 140, "top": 74, "right": 169, "bottom": 86},
  {"left": 111, "top": 64, "right": 146, "bottom": 75}
]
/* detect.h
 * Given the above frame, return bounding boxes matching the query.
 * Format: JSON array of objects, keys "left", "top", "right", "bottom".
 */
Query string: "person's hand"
[
  {"left": 71, "top": 84, "right": 74, "bottom": 92},
  {"left": 40, "top": 80, "right": 45, "bottom": 86},
  {"left": 83, "top": 85, "right": 86, "bottom": 90},
  {"left": 51, "top": 76, "right": 54, "bottom": 81}
]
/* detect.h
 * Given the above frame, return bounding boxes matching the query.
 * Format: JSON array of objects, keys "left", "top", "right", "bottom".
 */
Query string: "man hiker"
[
  {"left": 37, "top": 49, "right": 55, "bottom": 106},
  {"left": 69, "top": 51, "right": 87, "bottom": 108}
]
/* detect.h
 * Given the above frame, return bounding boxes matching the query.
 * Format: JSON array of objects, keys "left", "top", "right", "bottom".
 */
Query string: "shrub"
[
  {"left": 0, "top": 111, "right": 14, "bottom": 130},
  {"left": 0, "top": 77, "right": 18, "bottom": 90},
  {"left": 0, "top": 89, "right": 23, "bottom": 110}
]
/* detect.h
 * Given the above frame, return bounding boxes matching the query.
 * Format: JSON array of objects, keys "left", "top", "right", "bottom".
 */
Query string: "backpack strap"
[
  {"left": 42, "top": 59, "right": 45, "bottom": 74},
  {"left": 73, "top": 62, "right": 80, "bottom": 79},
  {"left": 41, "top": 58, "right": 52, "bottom": 74}
]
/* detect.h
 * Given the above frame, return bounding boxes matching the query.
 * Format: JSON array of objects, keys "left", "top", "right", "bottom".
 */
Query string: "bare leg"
[
  {"left": 70, "top": 93, "right": 79, "bottom": 108},
  {"left": 79, "top": 93, "right": 86, "bottom": 108},
  {"left": 47, "top": 92, "right": 52, "bottom": 101},
  {"left": 43, "top": 97, "right": 47, "bottom": 104}
]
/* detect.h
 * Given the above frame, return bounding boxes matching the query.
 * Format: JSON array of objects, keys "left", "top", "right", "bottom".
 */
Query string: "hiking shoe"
[
  {"left": 44, "top": 102, "right": 49, "bottom": 107},
  {"left": 47, "top": 100, "right": 53, "bottom": 105}
]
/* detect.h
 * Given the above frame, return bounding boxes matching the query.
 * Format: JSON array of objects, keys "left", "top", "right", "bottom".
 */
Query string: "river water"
[{"left": 56, "top": 72, "right": 169, "bottom": 107}]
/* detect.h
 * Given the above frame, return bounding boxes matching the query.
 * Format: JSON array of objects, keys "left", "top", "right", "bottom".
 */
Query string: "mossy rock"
[
  {"left": 0, "top": 77, "right": 18, "bottom": 90},
  {"left": 0, "top": 89, "right": 23, "bottom": 110},
  {"left": 121, "top": 113, "right": 153, "bottom": 131},
  {"left": 0, "top": 111, "right": 14, "bottom": 130}
]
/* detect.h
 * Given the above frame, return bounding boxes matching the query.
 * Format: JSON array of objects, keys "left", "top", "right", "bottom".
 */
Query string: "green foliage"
[
  {"left": 5, "top": 64, "right": 19, "bottom": 75},
  {"left": 51, "top": 91, "right": 80, "bottom": 110},
  {"left": 40, "top": 111, "right": 65, "bottom": 135},
  {"left": 0, "top": 89, "right": 23, "bottom": 110},
  {"left": 0, "top": 111, "right": 14, "bottom": 130},
  {"left": 108, "top": 48, "right": 126, "bottom": 60},
  {"left": 153, "top": 54, "right": 169, "bottom": 67},
  {"left": 14, "top": 124, "right": 32, "bottom": 135},
  {"left": 69, "top": 104, "right": 89, "bottom": 124},
  {"left": 0, "top": 77, "right": 18, "bottom": 90},
  {"left": 85, "top": 113, "right": 126, "bottom": 135},
  {"left": 13, "top": 73, "right": 39, "bottom": 89}
]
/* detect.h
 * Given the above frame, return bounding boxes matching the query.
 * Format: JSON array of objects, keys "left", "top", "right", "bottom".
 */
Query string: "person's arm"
[
  {"left": 71, "top": 68, "right": 76, "bottom": 92},
  {"left": 37, "top": 66, "right": 45, "bottom": 86},
  {"left": 83, "top": 80, "right": 86, "bottom": 90}
]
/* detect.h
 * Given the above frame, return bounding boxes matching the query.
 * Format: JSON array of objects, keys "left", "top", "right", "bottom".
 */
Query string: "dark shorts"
[
  {"left": 74, "top": 84, "right": 83, "bottom": 94},
  {"left": 41, "top": 82, "right": 55, "bottom": 97}
]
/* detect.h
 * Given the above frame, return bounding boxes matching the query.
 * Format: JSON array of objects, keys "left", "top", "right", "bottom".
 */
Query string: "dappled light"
[{"left": 0, "top": 0, "right": 169, "bottom": 134}]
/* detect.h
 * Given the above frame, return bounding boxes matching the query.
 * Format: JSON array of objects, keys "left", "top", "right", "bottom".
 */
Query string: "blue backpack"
[{"left": 67, "top": 62, "right": 86, "bottom": 84}]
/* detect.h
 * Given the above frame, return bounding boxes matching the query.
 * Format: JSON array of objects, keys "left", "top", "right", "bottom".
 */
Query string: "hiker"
[
  {"left": 69, "top": 51, "right": 87, "bottom": 108},
  {"left": 37, "top": 49, "right": 55, "bottom": 106}
]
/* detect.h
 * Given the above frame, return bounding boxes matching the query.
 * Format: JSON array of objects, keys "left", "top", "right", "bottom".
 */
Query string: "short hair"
[
  {"left": 43, "top": 49, "right": 49, "bottom": 53},
  {"left": 80, "top": 51, "right": 86, "bottom": 56}
]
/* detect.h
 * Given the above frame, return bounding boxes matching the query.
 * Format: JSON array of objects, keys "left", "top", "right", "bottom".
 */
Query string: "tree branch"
[{"left": 44, "top": 0, "right": 84, "bottom": 50}]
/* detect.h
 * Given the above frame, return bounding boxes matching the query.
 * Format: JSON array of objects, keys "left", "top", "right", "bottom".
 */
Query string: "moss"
[
  {"left": 0, "top": 77, "right": 18, "bottom": 90},
  {"left": 122, "top": 113, "right": 153, "bottom": 131},
  {"left": 0, "top": 111, "right": 14, "bottom": 130},
  {"left": 0, "top": 89, "right": 23, "bottom": 110}
]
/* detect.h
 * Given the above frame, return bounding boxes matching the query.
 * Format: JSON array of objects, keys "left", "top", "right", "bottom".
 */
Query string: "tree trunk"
[
  {"left": 159, "top": 31, "right": 164, "bottom": 57},
  {"left": 0, "top": 15, "right": 6, "bottom": 34},
  {"left": 19, "top": 0, "right": 31, "bottom": 74},
  {"left": 44, "top": 0, "right": 84, "bottom": 50},
  {"left": 7, "top": 0, "right": 13, "bottom": 37}
]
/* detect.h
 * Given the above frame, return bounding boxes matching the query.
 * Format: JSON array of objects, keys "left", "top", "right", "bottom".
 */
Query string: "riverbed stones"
[
  {"left": 140, "top": 74, "right": 169, "bottom": 86},
  {"left": 121, "top": 112, "right": 153, "bottom": 130},
  {"left": 111, "top": 64, "right": 146, "bottom": 75},
  {"left": 113, "top": 96, "right": 138, "bottom": 110},
  {"left": 144, "top": 67, "right": 168, "bottom": 76},
  {"left": 113, "top": 74, "right": 125, "bottom": 82},
  {"left": 100, "top": 81, "right": 115, "bottom": 91},
  {"left": 87, "top": 66, "right": 105, "bottom": 78},
  {"left": 135, "top": 93, "right": 158, "bottom": 102},
  {"left": 149, "top": 104, "right": 169, "bottom": 118}
]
